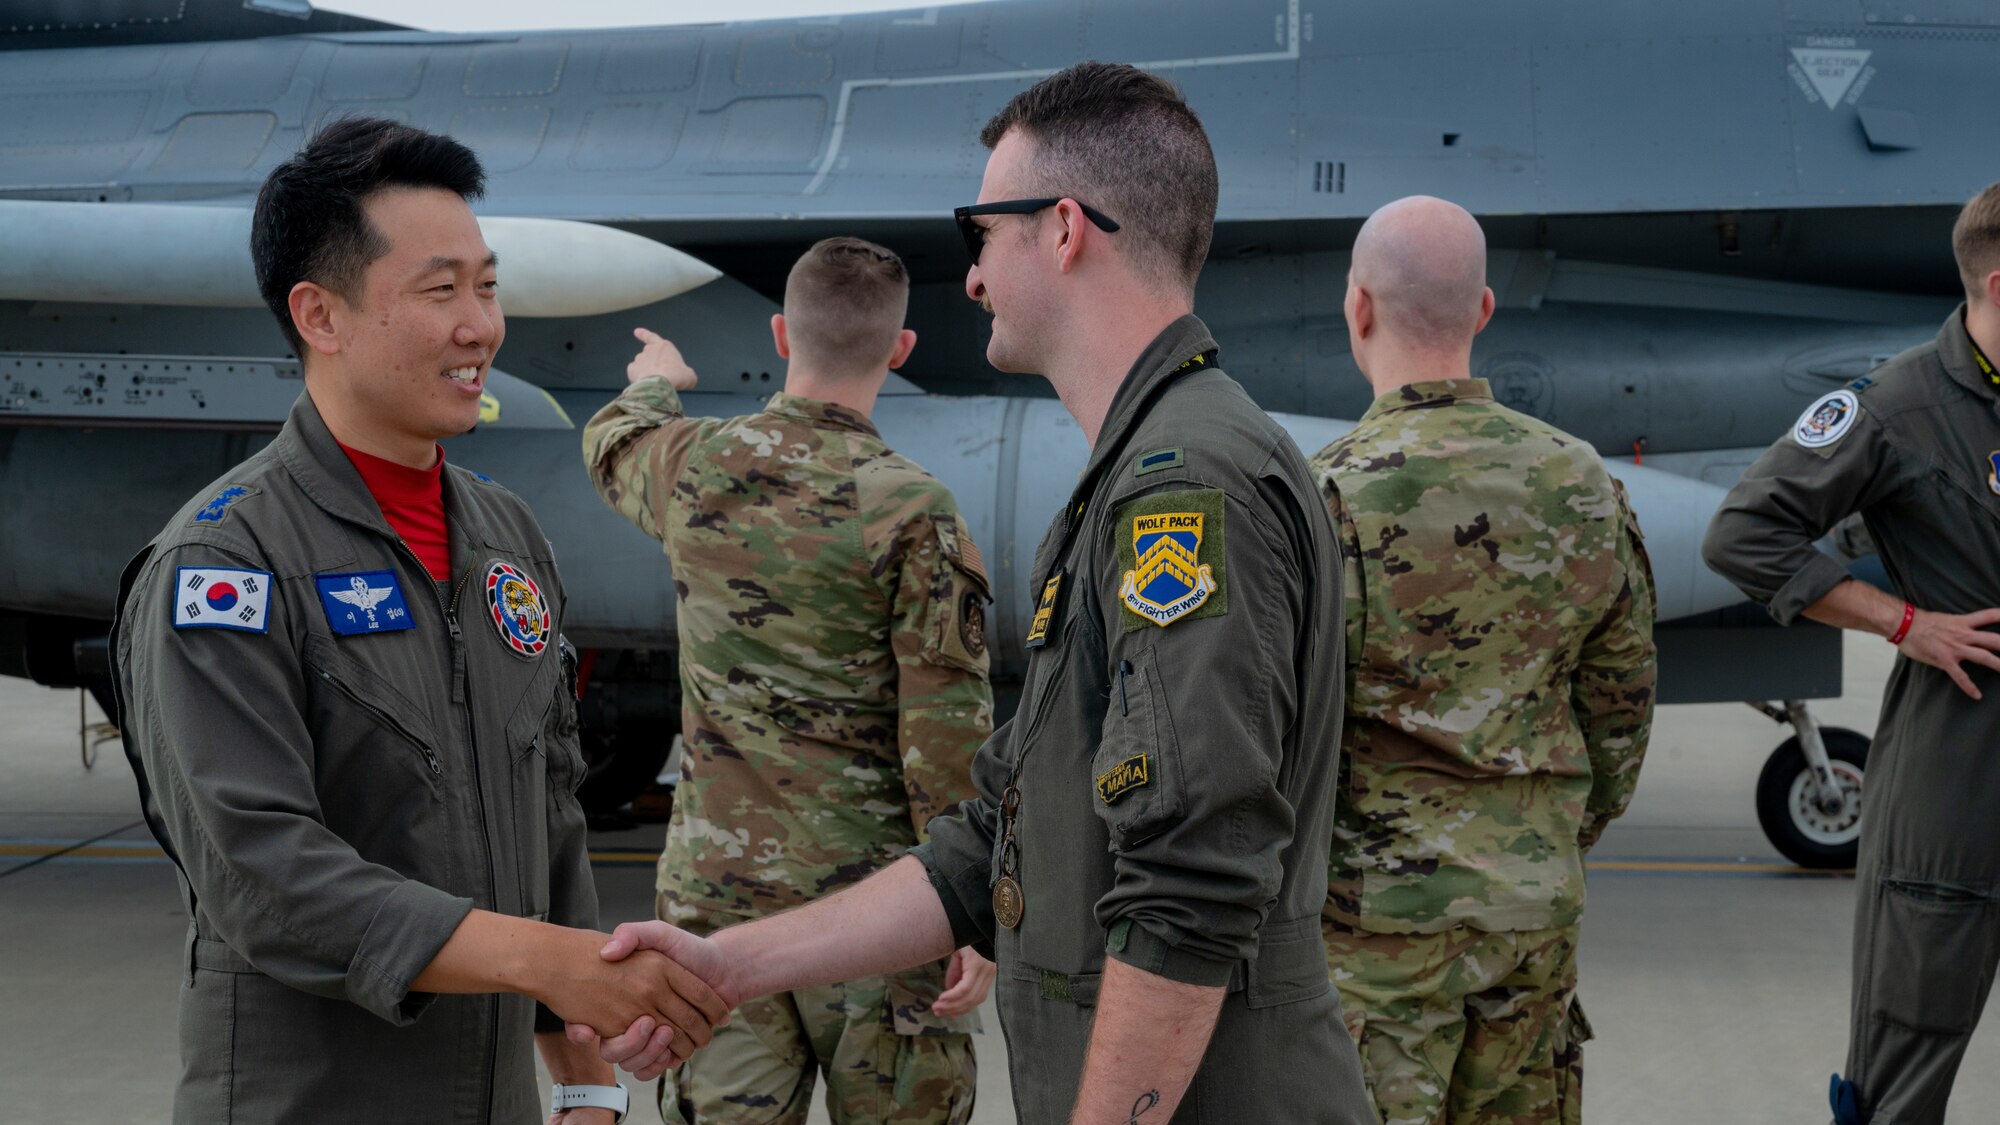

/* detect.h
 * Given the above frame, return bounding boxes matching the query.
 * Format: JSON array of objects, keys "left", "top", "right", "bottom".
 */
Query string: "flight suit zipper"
[{"left": 403, "top": 544, "right": 503, "bottom": 1113}]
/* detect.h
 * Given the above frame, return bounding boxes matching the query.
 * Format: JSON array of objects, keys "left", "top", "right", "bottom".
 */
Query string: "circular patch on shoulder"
[
  {"left": 960, "top": 590, "right": 987, "bottom": 660},
  {"left": 1793, "top": 390, "right": 1861, "bottom": 449},
  {"left": 486, "top": 559, "right": 550, "bottom": 659}
]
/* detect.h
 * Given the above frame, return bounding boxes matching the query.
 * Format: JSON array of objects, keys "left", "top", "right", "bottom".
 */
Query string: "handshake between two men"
[{"left": 544, "top": 856, "right": 994, "bottom": 1079}]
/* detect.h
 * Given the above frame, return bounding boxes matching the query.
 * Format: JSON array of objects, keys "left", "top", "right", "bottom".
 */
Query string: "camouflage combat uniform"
[
  {"left": 1311, "top": 379, "right": 1657, "bottom": 1125},
  {"left": 584, "top": 381, "right": 993, "bottom": 1125}
]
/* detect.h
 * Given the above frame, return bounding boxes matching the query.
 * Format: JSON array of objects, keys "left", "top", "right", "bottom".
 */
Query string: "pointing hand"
[{"left": 628, "top": 327, "right": 699, "bottom": 390}]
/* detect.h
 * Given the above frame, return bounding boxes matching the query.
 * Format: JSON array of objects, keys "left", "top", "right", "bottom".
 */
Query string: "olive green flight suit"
[
  {"left": 1703, "top": 308, "right": 2000, "bottom": 1125},
  {"left": 913, "top": 316, "right": 1372, "bottom": 1123},
  {"left": 111, "top": 393, "right": 594, "bottom": 1124}
]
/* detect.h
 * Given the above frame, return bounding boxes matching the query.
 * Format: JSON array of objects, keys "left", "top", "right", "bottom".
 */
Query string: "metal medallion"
[{"left": 992, "top": 875, "right": 1025, "bottom": 929}]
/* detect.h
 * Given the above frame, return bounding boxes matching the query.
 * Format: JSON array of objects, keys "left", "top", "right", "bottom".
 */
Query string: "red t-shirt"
[{"left": 339, "top": 442, "right": 452, "bottom": 581}]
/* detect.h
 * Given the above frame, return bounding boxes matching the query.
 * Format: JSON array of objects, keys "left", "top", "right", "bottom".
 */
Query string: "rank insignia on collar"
[
  {"left": 1096, "top": 754, "right": 1151, "bottom": 804},
  {"left": 487, "top": 560, "right": 550, "bottom": 658},
  {"left": 1025, "top": 572, "right": 1062, "bottom": 649},
  {"left": 191, "top": 484, "right": 257, "bottom": 526},
  {"left": 1988, "top": 451, "right": 1999, "bottom": 496},
  {"left": 173, "top": 567, "right": 272, "bottom": 634},
  {"left": 1115, "top": 489, "right": 1227, "bottom": 630},
  {"left": 315, "top": 570, "right": 415, "bottom": 636}
]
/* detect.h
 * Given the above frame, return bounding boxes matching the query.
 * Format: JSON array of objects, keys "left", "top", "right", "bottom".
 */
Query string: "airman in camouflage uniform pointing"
[
  {"left": 1311, "top": 198, "right": 1657, "bottom": 1125},
  {"left": 583, "top": 238, "right": 993, "bottom": 1125}
]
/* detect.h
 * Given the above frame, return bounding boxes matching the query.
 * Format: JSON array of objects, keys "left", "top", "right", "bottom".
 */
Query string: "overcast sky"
[{"left": 322, "top": 0, "right": 991, "bottom": 33}]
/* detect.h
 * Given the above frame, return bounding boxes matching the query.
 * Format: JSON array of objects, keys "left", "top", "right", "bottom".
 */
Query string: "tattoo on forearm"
[{"left": 1129, "top": 1090, "right": 1160, "bottom": 1123}]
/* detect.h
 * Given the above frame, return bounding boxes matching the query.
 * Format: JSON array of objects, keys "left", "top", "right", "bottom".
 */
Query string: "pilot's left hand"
[{"left": 628, "top": 327, "right": 698, "bottom": 391}]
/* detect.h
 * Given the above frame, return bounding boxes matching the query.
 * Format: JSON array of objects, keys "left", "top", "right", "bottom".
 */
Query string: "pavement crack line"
[{"left": 0, "top": 820, "right": 146, "bottom": 881}]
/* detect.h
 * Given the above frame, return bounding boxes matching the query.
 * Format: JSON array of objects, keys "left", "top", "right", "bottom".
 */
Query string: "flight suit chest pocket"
[
  {"left": 1089, "top": 645, "right": 1184, "bottom": 850},
  {"left": 299, "top": 635, "right": 452, "bottom": 885}
]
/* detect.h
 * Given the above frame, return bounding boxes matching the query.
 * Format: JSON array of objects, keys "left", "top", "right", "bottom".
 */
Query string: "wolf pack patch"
[{"left": 1115, "top": 489, "right": 1227, "bottom": 630}]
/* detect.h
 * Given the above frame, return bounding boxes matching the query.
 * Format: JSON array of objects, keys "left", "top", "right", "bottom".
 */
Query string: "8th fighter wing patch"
[
  {"left": 1114, "top": 489, "right": 1227, "bottom": 630},
  {"left": 173, "top": 567, "right": 272, "bottom": 633}
]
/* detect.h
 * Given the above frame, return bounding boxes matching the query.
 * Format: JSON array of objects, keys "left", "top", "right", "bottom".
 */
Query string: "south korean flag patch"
[{"left": 173, "top": 566, "right": 272, "bottom": 634}]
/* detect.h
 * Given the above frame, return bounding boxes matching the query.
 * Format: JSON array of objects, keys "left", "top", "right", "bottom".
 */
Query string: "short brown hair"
[
  {"left": 782, "top": 237, "right": 910, "bottom": 377},
  {"left": 1953, "top": 182, "right": 2000, "bottom": 296},
  {"left": 980, "top": 61, "right": 1217, "bottom": 295}
]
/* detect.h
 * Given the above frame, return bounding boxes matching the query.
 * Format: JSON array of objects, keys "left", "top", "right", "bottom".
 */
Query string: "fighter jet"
[{"left": 1, "top": 0, "right": 1980, "bottom": 865}]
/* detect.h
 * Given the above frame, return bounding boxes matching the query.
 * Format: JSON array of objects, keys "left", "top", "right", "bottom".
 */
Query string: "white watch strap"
[{"left": 551, "top": 1083, "right": 629, "bottom": 1122}]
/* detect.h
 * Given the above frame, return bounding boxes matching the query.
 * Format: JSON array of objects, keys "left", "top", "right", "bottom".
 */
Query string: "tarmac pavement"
[{"left": 2, "top": 631, "right": 1995, "bottom": 1123}]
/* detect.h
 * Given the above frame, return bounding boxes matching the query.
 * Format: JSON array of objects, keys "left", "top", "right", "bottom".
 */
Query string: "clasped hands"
[{"left": 555, "top": 921, "right": 996, "bottom": 1081}]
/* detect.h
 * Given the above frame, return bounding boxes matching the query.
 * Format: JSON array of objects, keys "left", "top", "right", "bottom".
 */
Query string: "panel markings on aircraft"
[{"left": 1789, "top": 47, "right": 1873, "bottom": 110}]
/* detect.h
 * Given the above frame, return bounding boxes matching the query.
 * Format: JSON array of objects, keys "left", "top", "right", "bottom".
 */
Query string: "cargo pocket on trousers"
[
  {"left": 1870, "top": 876, "right": 2000, "bottom": 1034},
  {"left": 880, "top": 964, "right": 978, "bottom": 1121}
]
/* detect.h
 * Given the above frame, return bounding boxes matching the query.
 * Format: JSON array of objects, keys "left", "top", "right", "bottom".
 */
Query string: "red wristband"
[{"left": 1888, "top": 601, "right": 1915, "bottom": 646}]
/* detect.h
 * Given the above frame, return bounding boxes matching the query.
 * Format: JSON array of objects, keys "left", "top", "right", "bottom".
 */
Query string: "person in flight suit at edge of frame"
[
  {"left": 1704, "top": 182, "right": 2000, "bottom": 1125},
  {"left": 1311, "top": 195, "right": 1658, "bottom": 1125},
  {"left": 569, "top": 62, "right": 1374, "bottom": 1125},
  {"left": 109, "top": 117, "right": 726, "bottom": 1125},
  {"left": 581, "top": 235, "right": 996, "bottom": 1125}
]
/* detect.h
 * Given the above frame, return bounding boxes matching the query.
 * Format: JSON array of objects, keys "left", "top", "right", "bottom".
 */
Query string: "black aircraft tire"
[{"left": 1755, "top": 727, "right": 1869, "bottom": 870}]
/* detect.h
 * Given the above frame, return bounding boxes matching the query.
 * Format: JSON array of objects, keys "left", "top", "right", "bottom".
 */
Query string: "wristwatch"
[{"left": 551, "top": 1083, "right": 629, "bottom": 1122}]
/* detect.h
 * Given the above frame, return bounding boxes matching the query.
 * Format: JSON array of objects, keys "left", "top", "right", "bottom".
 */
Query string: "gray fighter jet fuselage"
[{"left": 0, "top": 0, "right": 1982, "bottom": 847}]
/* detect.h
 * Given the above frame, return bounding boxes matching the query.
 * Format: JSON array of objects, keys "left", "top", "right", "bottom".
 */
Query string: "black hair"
[{"left": 250, "top": 117, "right": 485, "bottom": 355}]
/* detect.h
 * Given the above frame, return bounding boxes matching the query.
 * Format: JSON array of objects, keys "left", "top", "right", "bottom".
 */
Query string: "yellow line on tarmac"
[
  {"left": 1588, "top": 860, "right": 1852, "bottom": 875},
  {"left": 0, "top": 845, "right": 1850, "bottom": 876},
  {"left": 0, "top": 843, "right": 163, "bottom": 858},
  {"left": 1, "top": 842, "right": 664, "bottom": 863}
]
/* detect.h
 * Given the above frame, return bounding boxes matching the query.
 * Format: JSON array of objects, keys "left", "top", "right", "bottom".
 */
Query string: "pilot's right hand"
[{"left": 628, "top": 327, "right": 699, "bottom": 391}]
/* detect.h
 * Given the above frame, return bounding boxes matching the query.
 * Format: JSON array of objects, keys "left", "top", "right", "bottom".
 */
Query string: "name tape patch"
[
  {"left": 1096, "top": 754, "right": 1151, "bottom": 804},
  {"left": 173, "top": 567, "right": 273, "bottom": 633},
  {"left": 315, "top": 570, "right": 415, "bottom": 636}
]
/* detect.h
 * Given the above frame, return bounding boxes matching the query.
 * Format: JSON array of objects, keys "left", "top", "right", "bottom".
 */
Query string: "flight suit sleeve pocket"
[{"left": 1090, "top": 645, "right": 1184, "bottom": 849}]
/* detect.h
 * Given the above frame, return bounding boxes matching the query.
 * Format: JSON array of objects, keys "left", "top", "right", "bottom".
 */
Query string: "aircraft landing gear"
[{"left": 1749, "top": 701, "right": 1867, "bottom": 869}]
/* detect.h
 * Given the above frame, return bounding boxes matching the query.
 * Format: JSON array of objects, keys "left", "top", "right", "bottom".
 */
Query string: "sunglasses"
[{"left": 954, "top": 197, "right": 1121, "bottom": 264}]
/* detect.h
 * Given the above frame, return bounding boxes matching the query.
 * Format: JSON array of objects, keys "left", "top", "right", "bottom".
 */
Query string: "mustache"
[{"left": 979, "top": 298, "right": 994, "bottom": 315}]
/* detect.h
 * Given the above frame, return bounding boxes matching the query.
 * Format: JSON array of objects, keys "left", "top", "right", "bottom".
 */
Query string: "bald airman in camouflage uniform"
[
  {"left": 583, "top": 238, "right": 992, "bottom": 1125},
  {"left": 1312, "top": 198, "right": 1656, "bottom": 1125}
]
